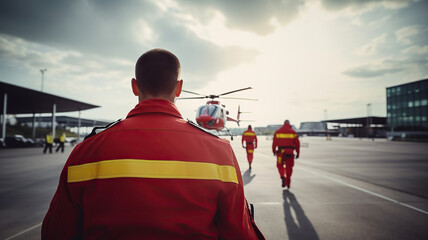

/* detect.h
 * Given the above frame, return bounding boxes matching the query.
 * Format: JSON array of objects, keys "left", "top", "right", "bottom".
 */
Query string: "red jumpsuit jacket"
[
  {"left": 272, "top": 124, "right": 300, "bottom": 156},
  {"left": 242, "top": 130, "right": 257, "bottom": 147},
  {"left": 42, "top": 99, "right": 264, "bottom": 240}
]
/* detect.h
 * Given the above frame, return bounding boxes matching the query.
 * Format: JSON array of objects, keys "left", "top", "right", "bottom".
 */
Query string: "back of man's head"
[
  {"left": 248, "top": 125, "right": 252, "bottom": 130},
  {"left": 135, "top": 49, "right": 181, "bottom": 97},
  {"left": 284, "top": 120, "right": 290, "bottom": 125}
]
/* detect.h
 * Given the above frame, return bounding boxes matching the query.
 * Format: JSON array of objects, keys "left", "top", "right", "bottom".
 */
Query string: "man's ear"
[
  {"left": 175, "top": 79, "right": 183, "bottom": 97},
  {"left": 131, "top": 78, "right": 139, "bottom": 96}
]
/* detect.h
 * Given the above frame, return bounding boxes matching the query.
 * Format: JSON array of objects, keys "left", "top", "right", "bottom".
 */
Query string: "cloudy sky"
[{"left": 1, "top": 0, "right": 427, "bottom": 128}]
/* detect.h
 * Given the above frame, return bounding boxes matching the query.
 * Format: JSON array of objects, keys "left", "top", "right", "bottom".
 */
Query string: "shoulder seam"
[
  {"left": 84, "top": 119, "right": 122, "bottom": 140},
  {"left": 186, "top": 119, "right": 219, "bottom": 138}
]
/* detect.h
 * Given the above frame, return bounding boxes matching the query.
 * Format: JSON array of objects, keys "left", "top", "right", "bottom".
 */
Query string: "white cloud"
[
  {"left": 343, "top": 62, "right": 403, "bottom": 78},
  {"left": 0, "top": 34, "right": 81, "bottom": 72},
  {"left": 380, "top": 0, "right": 421, "bottom": 9},
  {"left": 368, "top": 15, "right": 392, "bottom": 27},
  {"left": 356, "top": 33, "right": 387, "bottom": 56},
  {"left": 395, "top": 25, "right": 422, "bottom": 44},
  {"left": 351, "top": 17, "right": 363, "bottom": 26},
  {"left": 133, "top": 19, "right": 157, "bottom": 45},
  {"left": 180, "top": 10, "right": 264, "bottom": 48},
  {"left": 402, "top": 45, "right": 428, "bottom": 55},
  {"left": 351, "top": 13, "right": 391, "bottom": 27},
  {"left": 322, "top": 0, "right": 420, "bottom": 15},
  {"left": 169, "top": 0, "right": 305, "bottom": 36},
  {"left": 0, "top": 0, "right": 426, "bottom": 126},
  {"left": 343, "top": 57, "right": 428, "bottom": 79},
  {"left": 0, "top": 34, "right": 133, "bottom": 95}
]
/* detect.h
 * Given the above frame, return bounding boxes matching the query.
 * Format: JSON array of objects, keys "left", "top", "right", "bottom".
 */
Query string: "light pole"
[
  {"left": 366, "top": 103, "right": 372, "bottom": 138},
  {"left": 38, "top": 69, "right": 47, "bottom": 138},
  {"left": 367, "top": 103, "right": 372, "bottom": 122},
  {"left": 324, "top": 109, "right": 328, "bottom": 139},
  {"left": 40, "top": 69, "right": 47, "bottom": 92}
]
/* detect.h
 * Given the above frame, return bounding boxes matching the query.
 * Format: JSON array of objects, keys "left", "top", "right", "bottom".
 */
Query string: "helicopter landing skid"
[{"left": 217, "top": 127, "right": 234, "bottom": 141}]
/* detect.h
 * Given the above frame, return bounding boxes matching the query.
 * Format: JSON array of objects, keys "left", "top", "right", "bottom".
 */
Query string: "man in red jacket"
[
  {"left": 242, "top": 125, "right": 257, "bottom": 169},
  {"left": 42, "top": 49, "right": 264, "bottom": 240},
  {"left": 272, "top": 120, "right": 300, "bottom": 189}
]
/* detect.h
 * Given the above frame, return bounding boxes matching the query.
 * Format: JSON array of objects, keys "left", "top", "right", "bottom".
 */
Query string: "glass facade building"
[{"left": 386, "top": 79, "right": 428, "bottom": 139}]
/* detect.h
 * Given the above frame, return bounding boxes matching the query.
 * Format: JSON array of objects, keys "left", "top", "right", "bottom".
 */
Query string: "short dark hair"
[{"left": 135, "top": 49, "right": 181, "bottom": 96}]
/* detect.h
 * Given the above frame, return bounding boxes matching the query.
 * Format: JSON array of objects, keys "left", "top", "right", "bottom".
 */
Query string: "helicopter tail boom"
[{"left": 226, "top": 105, "right": 241, "bottom": 126}]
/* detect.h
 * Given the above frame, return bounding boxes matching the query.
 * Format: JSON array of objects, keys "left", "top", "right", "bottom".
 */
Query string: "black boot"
[{"left": 281, "top": 176, "right": 286, "bottom": 188}]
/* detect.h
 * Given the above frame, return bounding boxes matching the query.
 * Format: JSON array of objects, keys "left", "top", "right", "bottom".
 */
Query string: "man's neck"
[{"left": 140, "top": 95, "right": 175, "bottom": 103}]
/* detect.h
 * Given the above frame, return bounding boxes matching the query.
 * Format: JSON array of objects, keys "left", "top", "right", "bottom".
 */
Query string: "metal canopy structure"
[
  {"left": 322, "top": 116, "right": 387, "bottom": 138},
  {"left": 322, "top": 116, "right": 386, "bottom": 126},
  {"left": 0, "top": 81, "right": 99, "bottom": 114},
  {"left": 1, "top": 81, "right": 100, "bottom": 142},
  {"left": 16, "top": 116, "right": 111, "bottom": 128}
]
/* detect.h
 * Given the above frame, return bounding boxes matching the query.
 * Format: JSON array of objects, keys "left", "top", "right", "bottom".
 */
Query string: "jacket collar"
[{"left": 126, "top": 99, "right": 182, "bottom": 119}]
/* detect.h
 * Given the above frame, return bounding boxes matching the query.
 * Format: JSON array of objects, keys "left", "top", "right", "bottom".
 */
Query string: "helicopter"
[{"left": 179, "top": 87, "right": 256, "bottom": 139}]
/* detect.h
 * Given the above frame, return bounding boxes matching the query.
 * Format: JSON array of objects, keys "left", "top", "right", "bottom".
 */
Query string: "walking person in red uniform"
[
  {"left": 42, "top": 49, "right": 264, "bottom": 240},
  {"left": 272, "top": 120, "right": 300, "bottom": 189},
  {"left": 242, "top": 125, "right": 257, "bottom": 169}
]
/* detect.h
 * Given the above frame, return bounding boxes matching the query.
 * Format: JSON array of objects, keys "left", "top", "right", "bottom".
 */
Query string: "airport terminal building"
[{"left": 386, "top": 78, "right": 428, "bottom": 140}]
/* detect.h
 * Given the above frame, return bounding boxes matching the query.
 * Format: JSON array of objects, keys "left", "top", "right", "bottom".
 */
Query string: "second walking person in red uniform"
[
  {"left": 272, "top": 120, "right": 300, "bottom": 189},
  {"left": 242, "top": 125, "right": 257, "bottom": 169}
]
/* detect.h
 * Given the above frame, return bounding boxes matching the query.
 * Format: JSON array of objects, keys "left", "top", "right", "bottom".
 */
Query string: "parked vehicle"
[
  {"left": 4, "top": 135, "right": 34, "bottom": 148},
  {"left": 67, "top": 137, "right": 79, "bottom": 146}
]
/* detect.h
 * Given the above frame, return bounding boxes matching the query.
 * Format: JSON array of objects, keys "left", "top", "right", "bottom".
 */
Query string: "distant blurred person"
[
  {"left": 242, "top": 125, "right": 257, "bottom": 169},
  {"left": 43, "top": 132, "right": 53, "bottom": 154},
  {"left": 55, "top": 133, "right": 66, "bottom": 153},
  {"left": 272, "top": 120, "right": 300, "bottom": 188},
  {"left": 42, "top": 48, "right": 264, "bottom": 240}
]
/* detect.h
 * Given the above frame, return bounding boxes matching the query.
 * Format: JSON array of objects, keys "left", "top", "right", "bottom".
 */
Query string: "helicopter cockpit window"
[{"left": 196, "top": 105, "right": 219, "bottom": 117}]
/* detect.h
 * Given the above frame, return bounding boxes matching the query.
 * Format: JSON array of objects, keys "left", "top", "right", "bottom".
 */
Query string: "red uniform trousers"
[
  {"left": 276, "top": 149, "right": 295, "bottom": 186},
  {"left": 245, "top": 143, "right": 255, "bottom": 164}
]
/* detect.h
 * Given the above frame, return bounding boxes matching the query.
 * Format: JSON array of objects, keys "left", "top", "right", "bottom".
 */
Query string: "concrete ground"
[
  {"left": 1, "top": 137, "right": 427, "bottom": 240},
  {"left": 234, "top": 136, "right": 428, "bottom": 240}
]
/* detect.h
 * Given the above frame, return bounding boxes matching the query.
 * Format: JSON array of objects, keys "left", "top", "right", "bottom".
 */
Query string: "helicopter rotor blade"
[
  {"left": 220, "top": 97, "right": 258, "bottom": 101},
  {"left": 177, "top": 97, "right": 207, "bottom": 100},
  {"left": 218, "top": 87, "right": 252, "bottom": 96},
  {"left": 182, "top": 90, "right": 206, "bottom": 96}
]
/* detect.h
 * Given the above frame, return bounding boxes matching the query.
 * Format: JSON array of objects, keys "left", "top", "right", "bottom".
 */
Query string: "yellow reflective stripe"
[
  {"left": 68, "top": 159, "right": 238, "bottom": 184},
  {"left": 247, "top": 150, "right": 254, "bottom": 154},
  {"left": 243, "top": 132, "right": 256, "bottom": 136},
  {"left": 276, "top": 133, "right": 297, "bottom": 139}
]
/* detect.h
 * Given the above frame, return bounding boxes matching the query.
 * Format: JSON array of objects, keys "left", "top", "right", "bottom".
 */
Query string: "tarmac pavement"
[
  {"left": 0, "top": 137, "right": 427, "bottom": 240},
  {"left": 233, "top": 136, "right": 428, "bottom": 240}
]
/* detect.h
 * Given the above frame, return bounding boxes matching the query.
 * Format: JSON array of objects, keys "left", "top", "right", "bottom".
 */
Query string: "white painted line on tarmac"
[
  {"left": 253, "top": 202, "right": 283, "bottom": 205},
  {"left": 300, "top": 167, "right": 428, "bottom": 215},
  {"left": 4, "top": 222, "right": 42, "bottom": 240}
]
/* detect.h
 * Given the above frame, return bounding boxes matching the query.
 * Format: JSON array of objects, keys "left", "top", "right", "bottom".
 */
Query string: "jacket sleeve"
[
  {"left": 254, "top": 134, "right": 258, "bottom": 148},
  {"left": 295, "top": 135, "right": 300, "bottom": 155},
  {"left": 272, "top": 132, "right": 277, "bottom": 154},
  {"left": 42, "top": 160, "right": 83, "bottom": 239},
  {"left": 216, "top": 149, "right": 265, "bottom": 240}
]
